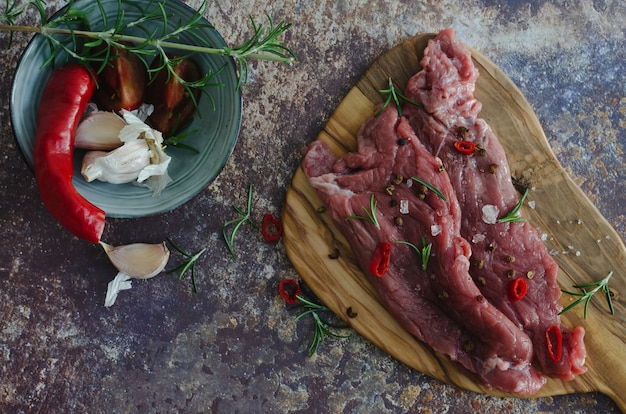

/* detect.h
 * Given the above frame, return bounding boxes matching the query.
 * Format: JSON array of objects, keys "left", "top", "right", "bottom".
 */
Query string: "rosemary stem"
[{"left": 18, "top": 26, "right": 297, "bottom": 65}]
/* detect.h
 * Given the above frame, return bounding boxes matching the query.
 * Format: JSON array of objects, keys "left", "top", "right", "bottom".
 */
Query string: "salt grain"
[
  {"left": 400, "top": 199, "right": 409, "bottom": 214},
  {"left": 482, "top": 205, "right": 499, "bottom": 224},
  {"left": 472, "top": 233, "right": 486, "bottom": 243},
  {"left": 431, "top": 224, "right": 442, "bottom": 236},
  {"left": 528, "top": 200, "right": 536, "bottom": 209}
]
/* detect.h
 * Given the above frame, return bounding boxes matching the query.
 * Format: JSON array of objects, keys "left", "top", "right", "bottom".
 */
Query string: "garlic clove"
[
  {"left": 100, "top": 241, "right": 170, "bottom": 279},
  {"left": 75, "top": 111, "right": 127, "bottom": 150}
]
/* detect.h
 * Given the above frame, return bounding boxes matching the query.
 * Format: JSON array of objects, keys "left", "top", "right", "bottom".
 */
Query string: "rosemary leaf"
[
  {"left": 410, "top": 177, "right": 447, "bottom": 201},
  {"left": 497, "top": 187, "right": 529, "bottom": 223}
]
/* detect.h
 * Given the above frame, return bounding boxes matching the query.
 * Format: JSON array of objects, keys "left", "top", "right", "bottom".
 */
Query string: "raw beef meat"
[
  {"left": 303, "top": 105, "right": 546, "bottom": 394},
  {"left": 402, "top": 28, "right": 586, "bottom": 380}
]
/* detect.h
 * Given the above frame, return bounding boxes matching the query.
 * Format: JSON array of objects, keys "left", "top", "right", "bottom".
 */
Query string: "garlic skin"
[
  {"left": 75, "top": 111, "right": 126, "bottom": 150},
  {"left": 101, "top": 241, "right": 170, "bottom": 279},
  {"left": 104, "top": 272, "right": 133, "bottom": 307}
]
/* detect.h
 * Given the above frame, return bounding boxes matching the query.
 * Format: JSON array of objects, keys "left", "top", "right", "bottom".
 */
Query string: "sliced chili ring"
[
  {"left": 262, "top": 214, "right": 283, "bottom": 242},
  {"left": 279, "top": 279, "right": 300, "bottom": 305},
  {"left": 454, "top": 140, "right": 476, "bottom": 155},
  {"left": 370, "top": 242, "right": 392, "bottom": 277},
  {"left": 545, "top": 325, "right": 563, "bottom": 362},
  {"left": 508, "top": 277, "right": 527, "bottom": 301}
]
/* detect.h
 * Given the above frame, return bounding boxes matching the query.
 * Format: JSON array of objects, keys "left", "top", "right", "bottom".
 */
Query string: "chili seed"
[
  {"left": 346, "top": 307, "right": 358, "bottom": 318},
  {"left": 473, "top": 259, "right": 484, "bottom": 269},
  {"left": 317, "top": 206, "right": 326, "bottom": 213},
  {"left": 476, "top": 276, "right": 487, "bottom": 286},
  {"left": 463, "top": 340, "right": 475, "bottom": 352},
  {"left": 475, "top": 145, "right": 486, "bottom": 156},
  {"left": 438, "top": 291, "right": 449, "bottom": 300},
  {"left": 487, "top": 241, "right": 496, "bottom": 251},
  {"left": 385, "top": 185, "right": 395, "bottom": 196},
  {"left": 438, "top": 163, "right": 446, "bottom": 173},
  {"left": 394, "top": 217, "right": 404, "bottom": 226},
  {"left": 489, "top": 164, "right": 499, "bottom": 174},
  {"left": 392, "top": 174, "right": 404, "bottom": 185},
  {"left": 526, "top": 271, "right": 535, "bottom": 279},
  {"left": 457, "top": 126, "right": 470, "bottom": 138},
  {"left": 507, "top": 269, "right": 516, "bottom": 278},
  {"left": 505, "top": 255, "right": 516, "bottom": 263}
]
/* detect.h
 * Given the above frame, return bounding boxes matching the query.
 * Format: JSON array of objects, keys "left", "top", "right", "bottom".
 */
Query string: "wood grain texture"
[{"left": 282, "top": 33, "right": 625, "bottom": 411}]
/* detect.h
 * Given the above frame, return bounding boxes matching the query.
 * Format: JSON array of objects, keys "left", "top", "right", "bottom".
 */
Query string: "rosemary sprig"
[
  {"left": 222, "top": 182, "right": 258, "bottom": 259},
  {"left": 290, "top": 295, "right": 351, "bottom": 356},
  {"left": 560, "top": 271, "right": 615, "bottom": 319},
  {"left": 163, "top": 128, "right": 200, "bottom": 154},
  {"left": 166, "top": 237, "right": 207, "bottom": 293},
  {"left": 375, "top": 77, "right": 422, "bottom": 117},
  {"left": 411, "top": 177, "right": 447, "bottom": 201},
  {"left": 1, "top": 0, "right": 297, "bottom": 87},
  {"left": 396, "top": 236, "right": 432, "bottom": 271},
  {"left": 345, "top": 194, "right": 380, "bottom": 229},
  {"left": 497, "top": 187, "right": 529, "bottom": 223}
]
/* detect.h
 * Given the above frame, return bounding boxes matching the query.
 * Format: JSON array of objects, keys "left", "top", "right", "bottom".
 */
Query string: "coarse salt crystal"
[
  {"left": 400, "top": 199, "right": 409, "bottom": 214},
  {"left": 482, "top": 205, "right": 499, "bottom": 224},
  {"left": 528, "top": 200, "right": 536, "bottom": 209},
  {"left": 431, "top": 224, "right": 442, "bottom": 236},
  {"left": 472, "top": 233, "right": 486, "bottom": 243}
]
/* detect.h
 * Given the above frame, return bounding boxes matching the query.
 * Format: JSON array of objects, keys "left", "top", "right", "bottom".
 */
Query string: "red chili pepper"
[
  {"left": 279, "top": 279, "right": 301, "bottom": 305},
  {"left": 545, "top": 325, "right": 563, "bottom": 362},
  {"left": 34, "top": 64, "right": 105, "bottom": 243},
  {"left": 454, "top": 140, "right": 476, "bottom": 155},
  {"left": 369, "top": 242, "right": 392, "bottom": 277},
  {"left": 262, "top": 214, "right": 283, "bottom": 242},
  {"left": 508, "top": 277, "right": 527, "bottom": 301}
]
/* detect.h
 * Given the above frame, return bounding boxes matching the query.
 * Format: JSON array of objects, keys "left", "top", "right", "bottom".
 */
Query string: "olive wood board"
[{"left": 282, "top": 33, "right": 625, "bottom": 411}]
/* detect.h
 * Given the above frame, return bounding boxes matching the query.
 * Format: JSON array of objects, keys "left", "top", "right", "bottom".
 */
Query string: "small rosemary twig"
[
  {"left": 497, "top": 187, "right": 529, "bottom": 223},
  {"left": 345, "top": 194, "right": 380, "bottom": 229},
  {"left": 396, "top": 236, "right": 432, "bottom": 271},
  {"left": 560, "top": 271, "right": 615, "bottom": 319},
  {"left": 375, "top": 77, "right": 422, "bottom": 117},
  {"left": 291, "top": 295, "right": 351, "bottom": 356},
  {"left": 166, "top": 237, "right": 207, "bottom": 293},
  {"left": 222, "top": 182, "right": 258, "bottom": 259}
]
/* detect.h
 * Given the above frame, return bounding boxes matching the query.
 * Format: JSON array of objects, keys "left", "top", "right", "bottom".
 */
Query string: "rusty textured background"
[{"left": 0, "top": 0, "right": 624, "bottom": 412}]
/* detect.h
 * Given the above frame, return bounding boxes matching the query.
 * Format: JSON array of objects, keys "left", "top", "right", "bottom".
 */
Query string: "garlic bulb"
[
  {"left": 81, "top": 139, "right": 152, "bottom": 184},
  {"left": 100, "top": 241, "right": 170, "bottom": 279},
  {"left": 80, "top": 110, "right": 172, "bottom": 195},
  {"left": 75, "top": 111, "right": 126, "bottom": 150}
]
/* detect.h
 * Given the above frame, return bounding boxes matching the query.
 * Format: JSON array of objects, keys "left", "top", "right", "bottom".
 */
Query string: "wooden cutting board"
[{"left": 282, "top": 33, "right": 625, "bottom": 411}]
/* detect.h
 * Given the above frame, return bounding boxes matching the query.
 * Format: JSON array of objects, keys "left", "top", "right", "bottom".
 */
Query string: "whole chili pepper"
[
  {"left": 545, "top": 325, "right": 563, "bottom": 362},
  {"left": 262, "top": 214, "right": 283, "bottom": 242},
  {"left": 34, "top": 64, "right": 105, "bottom": 243},
  {"left": 369, "top": 242, "right": 392, "bottom": 277},
  {"left": 454, "top": 140, "right": 476, "bottom": 155},
  {"left": 508, "top": 277, "right": 527, "bottom": 301}
]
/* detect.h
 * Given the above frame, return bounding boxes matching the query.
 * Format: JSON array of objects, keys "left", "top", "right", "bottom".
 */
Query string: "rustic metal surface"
[{"left": 1, "top": 0, "right": 624, "bottom": 412}]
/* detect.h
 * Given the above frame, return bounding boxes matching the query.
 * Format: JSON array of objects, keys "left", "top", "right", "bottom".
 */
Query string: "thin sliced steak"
[
  {"left": 403, "top": 28, "right": 586, "bottom": 380},
  {"left": 303, "top": 105, "right": 545, "bottom": 394}
]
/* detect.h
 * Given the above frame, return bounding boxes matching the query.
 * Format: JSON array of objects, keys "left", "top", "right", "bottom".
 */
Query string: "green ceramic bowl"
[{"left": 11, "top": 0, "right": 242, "bottom": 218}]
